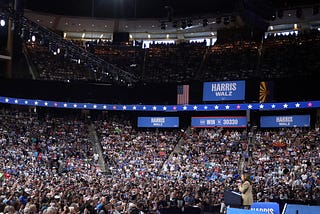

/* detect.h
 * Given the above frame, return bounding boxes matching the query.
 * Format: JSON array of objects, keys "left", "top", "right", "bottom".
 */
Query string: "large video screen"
[
  {"left": 191, "top": 116, "right": 247, "bottom": 128},
  {"left": 260, "top": 115, "right": 310, "bottom": 128},
  {"left": 137, "top": 117, "right": 179, "bottom": 128},
  {"left": 203, "top": 80, "right": 245, "bottom": 101}
]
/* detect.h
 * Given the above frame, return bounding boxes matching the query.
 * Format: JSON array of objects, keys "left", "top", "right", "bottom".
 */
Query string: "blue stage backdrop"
[
  {"left": 137, "top": 117, "right": 179, "bottom": 128},
  {"left": 203, "top": 80, "right": 245, "bottom": 101}
]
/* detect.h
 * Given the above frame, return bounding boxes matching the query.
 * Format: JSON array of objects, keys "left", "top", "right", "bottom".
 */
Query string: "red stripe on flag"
[{"left": 177, "top": 85, "right": 189, "bottom": 105}]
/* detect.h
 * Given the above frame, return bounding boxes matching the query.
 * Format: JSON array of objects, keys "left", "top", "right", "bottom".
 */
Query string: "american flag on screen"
[{"left": 177, "top": 85, "right": 189, "bottom": 105}]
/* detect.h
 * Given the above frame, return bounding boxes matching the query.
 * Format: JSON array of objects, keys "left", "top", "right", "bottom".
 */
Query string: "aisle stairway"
[
  {"left": 158, "top": 127, "right": 190, "bottom": 175},
  {"left": 88, "top": 123, "right": 111, "bottom": 175}
]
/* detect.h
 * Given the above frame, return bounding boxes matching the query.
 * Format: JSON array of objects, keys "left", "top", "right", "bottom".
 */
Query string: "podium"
[{"left": 224, "top": 189, "right": 242, "bottom": 207}]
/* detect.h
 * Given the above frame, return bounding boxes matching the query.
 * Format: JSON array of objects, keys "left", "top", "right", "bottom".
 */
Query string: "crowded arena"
[{"left": 0, "top": 0, "right": 320, "bottom": 213}]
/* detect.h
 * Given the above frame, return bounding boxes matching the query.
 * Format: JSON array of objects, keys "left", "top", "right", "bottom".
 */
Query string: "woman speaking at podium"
[{"left": 238, "top": 173, "right": 253, "bottom": 210}]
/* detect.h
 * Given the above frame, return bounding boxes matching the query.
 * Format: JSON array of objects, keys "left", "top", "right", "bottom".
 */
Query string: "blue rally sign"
[
  {"left": 191, "top": 116, "right": 247, "bottom": 128},
  {"left": 203, "top": 80, "right": 245, "bottom": 101},
  {"left": 250, "top": 202, "right": 280, "bottom": 214},
  {"left": 227, "top": 207, "right": 264, "bottom": 214},
  {"left": 137, "top": 117, "right": 179, "bottom": 128},
  {"left": 260, "top": 115, "right": 310, "bottom": 128}
]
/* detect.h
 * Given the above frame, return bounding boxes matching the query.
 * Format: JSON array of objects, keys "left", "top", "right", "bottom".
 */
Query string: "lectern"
[{"left": 224, "top": 189, "right": 242, "bottom": 207}]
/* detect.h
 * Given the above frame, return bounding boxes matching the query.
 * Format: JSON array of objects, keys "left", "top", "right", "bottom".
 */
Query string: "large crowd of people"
[
  {"left": 25, "top": 42, "right": 98, "bottom": 82},
  {"left": 260, "top": 30, "right": 320, "bottom": 78},
  {"left": 2, "top": 3, "right": 320, "bottom": 214},
  {"left": 0, "top": 107, "right": 319, "bottom": 213},
  {"left": 23, "top": 26, "right": 320, "bottom": 84}
]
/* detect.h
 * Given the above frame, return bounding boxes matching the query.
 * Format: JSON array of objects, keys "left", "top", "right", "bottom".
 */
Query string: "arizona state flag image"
[{"left": 259, "top": 81, "right": 274, "bottom": 103}]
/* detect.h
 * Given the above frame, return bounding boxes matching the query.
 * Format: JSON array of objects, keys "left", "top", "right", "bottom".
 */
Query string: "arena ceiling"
[
  {"left": 19, "top": 0, "right": 320, "bottom": 40},
  {"left": 23, "top": 0, "right": 319, "bottom": 19},
  {"left": 24, "top": 0, "right": 238, "bottom": 19}
]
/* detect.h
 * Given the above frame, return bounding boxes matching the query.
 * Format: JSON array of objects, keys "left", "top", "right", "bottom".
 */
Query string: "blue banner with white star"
[
  {"left": 0, "top": 96, "right": 320, "bottom": 112},
  {"left": 138, "top": 117, "right": 179, "bottom": 128},
  {"left": 260, "top": 115, "right": 310, "bottom": 128},
  {"left": 191, "top": 116, "right": 247, "bottom": 128}
]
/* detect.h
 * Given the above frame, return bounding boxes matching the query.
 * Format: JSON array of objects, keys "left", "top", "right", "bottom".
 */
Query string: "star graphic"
[
  {"left": 93, "top": 105, "right": 97, "bottom": 109},
  {"left": 25, "top": 101, "right": 29, "bottom": 104},
  {"left": 5, "top": 98, "right": 9, "bottom": 102},
  {"left": 308, "top": 102, "right": 312, "bottom": 107},
  {"left": 163, "top": 106, "right": 167, "bottom": 110},
  {"left": 153, "top": 106, "right": 157, "bottom": 110},
  {"left": 84, "top": 105, "right": 87, "bottom": 108},
  {"left": 271, "top": 104, "right": 276, "bottom": 108},
  {"left": 259, "top": 104, "right": 264, "bottom": 109},
  {"left": 214, "top": 105, "right": 219, "bottom": 110},
  {"left": 225, "top": 105, "right": 230, "bottom": 109},
  {"left": 122, "top": 106, "right": 127, "bottom": 110},
  {"left": 143, "top": 106, "right": 146, "bottom": 110},
  {"left": 14, "top": 99, "right": 18, "bottom": 103},
  {"left": 103, "top": 105, "right": 107, "bottom": 109},
  {"left": 35, "top": 101, "right": 39, "bottom": 105},
  {"left": 63, "top": 103, "right": 67, "bottom": 107},
  {"left": 193, "top": 106, "right": 197, "bottom": 110},
  {"left": 204, "top": 106, "right": 208, "bottom": 110},
  {"left": 173, "top": 106, "right": 177, "bottom": 110},
  {"left": 236, "top": 105, "right": 240, "bottom": 109},
  {"left": 248, "top": 104, "right": 252, "bottom": 109},
  {"left": 295, "top": 103, "right": 300, "bottom": 108},
  {"left": 283, "top": 103, "right": 288, "bottom": 108},
  {"left": 44, "top": 102, "right": 48, "bottom": 106},
  {"left": 183, "top": 106, "right": 187, "bottom": 110},
  {"left": 133, "top": 106, "right": 137, "bottom": 110},
  {"left": 113, "top": 106, "right": 117, "bottom": 110},
  {"left": 73, "top": 104, "right": 77, "bottom": 108}
]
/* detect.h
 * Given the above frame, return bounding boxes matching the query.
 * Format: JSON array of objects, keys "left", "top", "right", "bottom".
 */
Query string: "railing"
[{"left": 17, "top": 16, "right": 138, "bottom": 84}]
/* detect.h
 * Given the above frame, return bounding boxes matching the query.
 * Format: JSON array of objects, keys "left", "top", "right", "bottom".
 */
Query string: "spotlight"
[
  {"left": 0, "top": 19, "right": 5, "bottom": 27},
  {"left": 202, "top": 18, "right": 208, "bottom": 27}
]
